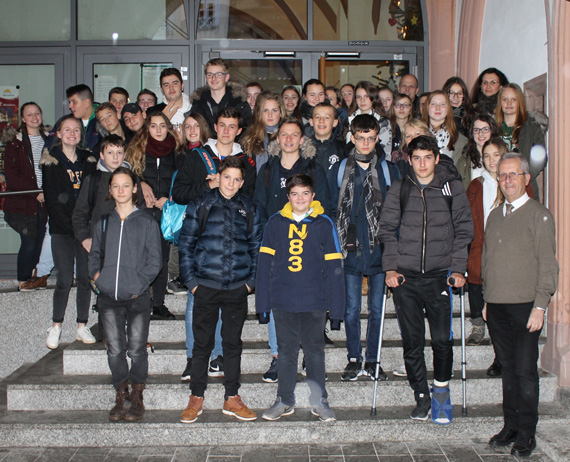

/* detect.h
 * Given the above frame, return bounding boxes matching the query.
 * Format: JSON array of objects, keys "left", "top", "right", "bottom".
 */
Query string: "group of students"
[{"left": 1, "top": 61, "right": 548, "bottom": 432}]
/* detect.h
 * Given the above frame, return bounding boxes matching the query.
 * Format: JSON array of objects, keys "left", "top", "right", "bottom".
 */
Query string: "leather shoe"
[
  {"left": 511, "top": 434, "right": 536, "bottom": 457},
  {"left": 486, "top": 358, "right": 502, "bottom": 377},
  {"left": 489, "top": 426, "right": 518, "bottom": 447}
]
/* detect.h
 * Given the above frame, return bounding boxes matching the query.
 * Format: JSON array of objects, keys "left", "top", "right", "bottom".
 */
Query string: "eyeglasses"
[
  {"left": 395, "top": 103, "right": 411, "bottom": 109},
  {"left": 473, "top": 127, "right": 490, "bottom": 135},
  {"left": 482, "top": 80, "right": 499, "bottom": 86},
  {"left": 498, "top": 172, "right": 526, "bottom": 181},
  {"left": 448, "top": 91, "right": 463, "bottom": 98},
  {"left": 206, "top": 72, "right": 228, "bottom": 80},
  {"left": 355, "top": 136, "right": 376, "bottom": 144}
]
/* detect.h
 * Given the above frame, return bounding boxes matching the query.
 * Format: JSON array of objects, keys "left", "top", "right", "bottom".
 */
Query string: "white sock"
[{"left": 433, "top": 379, "right": 448, "bottom": 387}]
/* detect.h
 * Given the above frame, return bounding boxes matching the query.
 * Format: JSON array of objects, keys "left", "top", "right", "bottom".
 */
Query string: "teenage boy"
[
  {"left": 95, "top": 103, "right": 126, "bottom": 141},
  {"left": 137, "top": 89, "right": 157, "bottom": 116},
  {"left": 379, "top": 135, "right": 473, "bottom": 424},
  {"left": 178, "top": 156, "right": 262, "bottom": 423},
  {"left": 200, "top": 107, "right": 256, "bottom": 197},
  {"left": 330, "top": 114, "right": 400, "bottom": 382},
  {"left": 253, "top": 116, "right": 331, "bottom": 382},
  {"left": 108, "top": 87, "right": 129, "bottom": 117},
  {"left": 147, "top": 68, "right": 191, "bottom": 127},
  {"left": 190, "top": 58, "right": 252, "bottom": 133},
  {"left": 121, "top": 103, "right": 145, "bottom": 138},
  {"left": 256, "top": 174, "right": 345, "bottom": 422},
  {"left": 308, "top": 102, "right": 346, "bottom": 171}
]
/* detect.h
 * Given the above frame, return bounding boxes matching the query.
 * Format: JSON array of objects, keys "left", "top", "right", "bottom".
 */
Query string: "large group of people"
[{"left": 1, "top": 59, "right": 558, "bottom": 458}]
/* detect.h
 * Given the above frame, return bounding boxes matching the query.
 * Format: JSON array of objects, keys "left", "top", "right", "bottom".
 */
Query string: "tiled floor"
[{"left": 0, "top": 441, "right": 551, "bottom": 462}]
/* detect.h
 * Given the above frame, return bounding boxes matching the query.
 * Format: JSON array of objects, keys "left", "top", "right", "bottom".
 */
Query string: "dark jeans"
[
  {"left": 151, "top": 235, "right": 170, "bottom": 308},
  {"left": 98, "top": 294, "right": 151, "bottom": 389},
  {"left": 344, "top": 272, "right": 385, "bottom": 362},
  {"left": 393, "top": 273, "right": 454, "bottom": 396},
  {"left": 17, "top": 215, "right": 46, "bottom": 281},
  {"left": 190, "top": 285, "right": 248, "bottom": 397},
  {"left": 273, "top": 309, "right": 327, "bottom": 407},
  {"left": 487, "top": 301, "right": 540, "bottom": 436},
  {"left": 51, "top": 234, "right": 91, "bottom": 324},
  {"left": 468, "top": 283, "right": 484, "bottom": 320}
]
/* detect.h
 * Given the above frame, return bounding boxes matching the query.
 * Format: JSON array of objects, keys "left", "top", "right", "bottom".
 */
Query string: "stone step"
[
  {"left": 0, "top": 406, "right": 566, "bottom": 448},
  {"left": 62, "top": 340, "right": 545, "bottom": 376}
]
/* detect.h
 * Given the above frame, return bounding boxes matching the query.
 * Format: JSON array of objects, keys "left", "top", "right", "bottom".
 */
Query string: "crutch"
[
  {"left": 449, "top": 277, "right": 468, "bottom": 416},
  {"left": 370, "top": 282, "right": 390, "bottom": 416}
]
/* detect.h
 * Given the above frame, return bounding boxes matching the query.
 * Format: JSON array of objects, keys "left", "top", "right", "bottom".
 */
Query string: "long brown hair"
[
  {"left": 19, "top": 102, "right": 47, "bottom": 135},
  {"left": 126, "top": 112, "right": 183, "bottom": 176},
  {"left": 422, "top": 90, "right": 458, "bottom": 150},
  {"left": 241, "top": 91, "right": 285, "bottom": 157},
  {"left": 495, "top": 83, "right": 527, "bottom": 146},
  {"left": 182, "top": 113, "right": 211, "bottom": 147}
]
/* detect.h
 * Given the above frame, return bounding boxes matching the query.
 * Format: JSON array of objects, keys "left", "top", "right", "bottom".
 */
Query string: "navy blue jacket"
[
  {"left": 179, "top": 189, "right": 262, "bottom": 291},
  {"left": 256, "top": 201, "right": 345, "bottom": 321}
]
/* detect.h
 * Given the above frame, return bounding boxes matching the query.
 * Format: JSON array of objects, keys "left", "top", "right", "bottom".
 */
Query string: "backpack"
[{"left": 161, "top": 148, "right": 217, "bottom": 245}]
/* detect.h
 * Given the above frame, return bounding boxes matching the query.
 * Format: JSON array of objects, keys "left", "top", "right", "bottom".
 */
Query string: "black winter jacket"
[
  {"left": 305, "top": 125, "right": 347, "bottom": 172},
  {"left": 379, "top": 165, "right": 473, "bottom": 276},
  {"left": 171, "top": 147, "right": 221, "bottom": 205},
  {"left": 178, "top": 189, "right": 262, "bottom": 292},
  {"left": 89, "top": 208, "right": 162, "bottom": 301}
]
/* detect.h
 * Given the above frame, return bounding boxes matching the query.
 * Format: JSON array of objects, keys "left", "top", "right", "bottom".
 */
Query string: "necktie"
[{"left": 505, "top": 203, "right": 514, "bottom": 216}]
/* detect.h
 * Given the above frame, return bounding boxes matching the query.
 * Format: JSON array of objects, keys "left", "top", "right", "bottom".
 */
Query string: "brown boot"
[
  {"left": 124, "top": 383, "right": 145, "bottom": 421},
  {"left": 109, "top": 382, "right": 129, "bottom": 422},
  {"left": 180, "top": 395, "right": 204, "bottom": 423}
]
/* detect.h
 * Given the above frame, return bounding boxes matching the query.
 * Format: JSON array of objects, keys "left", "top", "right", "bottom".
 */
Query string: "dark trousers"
[
  {"left": 190, "top": 285, "right": 248, "bottom": 397},
  {"left": 486, "top": 302, "right": 540, "bottom": 436},
  {"left": 51, "top": 234, "right": 91, "bottom": 324},
  {"left": 151, "top": 235, "right": 170, "bottom": 308},
  {"left": 98, "top": 293, "right": 151, "bottom": 389},
  {"left": 273, "top": 309, "right": 328, "bottom": 407},
  {"left": 17, "top": 218, "right": 46, "bottom": 281},
  {"left": 468, "top": 283, "right": 484, "bottom": 320},
  {"left": 393, "top": 273, "right": 454, "bottom": 396}
]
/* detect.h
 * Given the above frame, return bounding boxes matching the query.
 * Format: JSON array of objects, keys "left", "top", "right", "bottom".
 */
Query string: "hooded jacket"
[
  {"left": 179, "top": 189, "right": 262, "bottom": 292},
  {"left": 89, "top": 208, "right": 162, "bottom": 301},
  {"left": 253, "top": 138, "right": 331, "bottom": 226},
  {"left": 188, "top": 82, "right": 252, "bottom": 133},
  {"left": 379, "top": 164, "right": 473, "bottom": 276},
  {"left": 40, "top": 146, "right": 97, "bottom": 236},
  {"left": 256, "top": 200, "right": 345, "bottom": 321}
]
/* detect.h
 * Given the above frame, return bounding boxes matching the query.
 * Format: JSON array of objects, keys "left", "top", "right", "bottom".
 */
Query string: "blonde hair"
[{"left": 495, "top": 83, "right": 527, "bottom": 146}]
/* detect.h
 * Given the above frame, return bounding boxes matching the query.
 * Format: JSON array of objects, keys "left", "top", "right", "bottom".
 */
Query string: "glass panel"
[
  {"left": 0, "top": 212, "right": 20, "bottom": 254},
  {"left": 78, "top": 0, "right": 187, "bottom": 40},
  {"left": 220, "top": 59, "right": 303, "bottom": 93},
  {"left": 197, "top": 0, "right": 307, "bottom": 40},
  {"left": 325, "top": 60, "right": 409, "bottom": 90},
  {"left": 314, "top": 0, "right": 423, "bottom": 41},
  {"left": 0, "top": 0, "right": 70, "bottom": 41},
  {"left": 93, "top": 63, "right": 172, "bottom": 105}
]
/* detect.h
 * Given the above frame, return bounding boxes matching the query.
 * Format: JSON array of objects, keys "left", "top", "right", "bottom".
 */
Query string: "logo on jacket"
[{"left": 238, "top": 209, "right": 247, "bottom": 217}]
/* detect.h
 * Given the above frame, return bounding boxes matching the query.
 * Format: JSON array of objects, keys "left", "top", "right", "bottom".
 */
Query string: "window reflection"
[{"left": 0, "top": 0, "right": 70, "bottom": 41}]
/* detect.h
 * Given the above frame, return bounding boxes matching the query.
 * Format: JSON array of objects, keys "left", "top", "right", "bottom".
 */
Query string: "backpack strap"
[
  {"left": 381, "top": 160, "right": 391, "bottom": 187},
  {"left": 195, "top": 147, "right": 217, "bottom": 175},
  {"left": 99, "top": 214, "right": 109, "bottom": 271},
  {"left": 337, "top": 157, "right": 348, "bottom": 188}
]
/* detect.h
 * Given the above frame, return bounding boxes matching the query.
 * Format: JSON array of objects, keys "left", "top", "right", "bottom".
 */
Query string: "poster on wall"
[{"left": 0, "top": 86, "right": 19, "bottom": 132}]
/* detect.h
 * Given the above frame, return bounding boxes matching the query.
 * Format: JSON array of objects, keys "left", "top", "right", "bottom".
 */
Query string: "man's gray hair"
[{"left": 498, "top": 152, "right": 530, "bottom": 175}]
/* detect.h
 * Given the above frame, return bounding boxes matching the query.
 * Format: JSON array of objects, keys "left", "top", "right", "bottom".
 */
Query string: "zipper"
[
  {"left": 420, "top": 188, "right": 427, "bottom": 273},
  {"left": 114, "top": 220, "right": 124, "bottom": 300}
]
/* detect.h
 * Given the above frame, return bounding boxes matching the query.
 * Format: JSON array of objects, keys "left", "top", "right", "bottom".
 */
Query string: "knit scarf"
[
  {"left": 147, "top": 134, "right": 176, "bottom": 159},
  {"left": 336, "top": 149, "right": 383, "bottom": 257}
]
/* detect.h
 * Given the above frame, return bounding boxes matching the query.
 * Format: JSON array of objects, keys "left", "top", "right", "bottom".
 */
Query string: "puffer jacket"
[
  {"left": 305, "top": 124, "right": 347, "bottom": 172},
  {"left": 187, "top": 82, "right": 252, "bottom": 133},
  {"left": 178, "top": 189, "right": 262, "bottom": 292},
  {"left": 89, "top": 208, "right": 162, "bottom": 301},
  {"left": 253, "top": 138, "right": 331, "bottom": 225},
  {"left": 379, "top": 165, "right": 474, "bottom": 276}
]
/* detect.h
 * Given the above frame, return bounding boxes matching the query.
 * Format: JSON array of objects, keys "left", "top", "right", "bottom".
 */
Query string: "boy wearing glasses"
[
  {"left": 330, "top": 114, "right": 400, "bottom": 382},
  {"left": 190, "top": 58, "right": 252, "bottom": 133},
  {"left": 379, "top": 135, "right": 473, "bottom": 425}
]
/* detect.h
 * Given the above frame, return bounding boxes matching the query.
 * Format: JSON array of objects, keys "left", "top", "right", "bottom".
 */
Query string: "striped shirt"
[{"left": 29, "top": 135, "right": 44, "bottom": 187}]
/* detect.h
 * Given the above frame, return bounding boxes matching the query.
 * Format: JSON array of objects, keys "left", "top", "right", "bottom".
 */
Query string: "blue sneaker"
[{"left": 430, "top": 385, "right": 454, "bottom": 425}]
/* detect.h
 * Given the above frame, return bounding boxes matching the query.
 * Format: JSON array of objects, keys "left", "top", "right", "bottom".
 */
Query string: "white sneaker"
[
  {"left": 76, "top": 325, "right": 96, "bottom": 344},
  {"left": 46, "top": 325, "right": 62, "bottom": 349},
  {"left": 393, "top": 364, "right": 407, "bottom": 377}
]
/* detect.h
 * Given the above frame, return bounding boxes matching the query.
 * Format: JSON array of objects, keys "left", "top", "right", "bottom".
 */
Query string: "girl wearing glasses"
[
  {"left": 390, "top": 93, "right": 414, "bottom": 156},
  {"left": 442, "top": 77, "right": 475, "bottom": 137}
]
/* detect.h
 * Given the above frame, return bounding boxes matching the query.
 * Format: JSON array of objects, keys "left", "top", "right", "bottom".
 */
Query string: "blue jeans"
[
  {"left": 344, "top": 272, "right": 385, "bottom": 363},
  {"left": 268, "top": 312, "right": 278, "bottom": 357},
  {"left": 98, "top": 293, "right": 151, "bottom": 389},
  {"left": 185, "top": 291, "right": 222, "bottom": 359}
]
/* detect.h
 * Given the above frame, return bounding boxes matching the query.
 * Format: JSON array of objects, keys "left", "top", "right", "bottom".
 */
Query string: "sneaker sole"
[
  {"left": 222, "top": 409, "right": 257, "bottom": 421},
  {"left": 310, "top": 409, "right": 336, "bottom": 422},
  {"left": 393, "top": 372, "right": 407, "bottom": 377},
  {"left": 181, "top": 375, "right": 191, "bottom": 381},
  {"left": 262, "top": 377, "right": 278, "bottom": 383},
  {"left": 432, "top": 417, "right": 452, "bottom": 425},
  {"left": 46, "top": 342, "right": 59, "bottom": 350},
  {"left": 411, "top": 410, "right": 431, "bottom": 421},
  {"left": 76, "top": 337, "right": 96, "bottom": 344},
  {"left": 180, "top": 409, "right": 202, "bottom": 423},
  {"left": 208, "top": 372, "right": 224, "bottom": 378},
  {"left": 341, "top": 370, "right": 364, "bottom": 381},
  {"left": 262, "top": 407, "right": 295, "bottom": 421}
]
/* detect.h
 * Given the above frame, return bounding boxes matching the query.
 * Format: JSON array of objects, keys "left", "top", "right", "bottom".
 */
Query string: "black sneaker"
[
  {"left": 167, "top": 277, "right": 186, "bottom": 295},
  {"left": 363, "top": 361, "right": 388, "bottom": 381},
  {"left": 300, "top": 357, "right": 328, "bottom": 381},
  {"left": 263, "top": 357, "right": 278, "bottom": 383},
  {"left": 208, "top": 355, "right": 224, "bottom": 378},
  {"left": 411, "top": 393, "right": 431, "bottom": 420},
  {"left": 341, "top": 359, "right": 363, "bottom": 381},
  {"left": 181, "top": 358, "right": 192, "bottom": 381},
  {"left": 151, "top": 305, "right": 176, "bottom": 320}
]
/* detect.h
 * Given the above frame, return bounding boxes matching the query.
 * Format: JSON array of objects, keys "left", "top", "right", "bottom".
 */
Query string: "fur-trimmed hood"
[
  {"left": 39, "top": 146, "right": 97, "bottom": 168},
  {"left": 1, "top": 126, "right": 19, "bottom": 145},
  {"left": 266, "top": 137, "right": 317, "bottom": 160},
  {"left": 190, "top": 81, "right": 247, "bottom": 104}
]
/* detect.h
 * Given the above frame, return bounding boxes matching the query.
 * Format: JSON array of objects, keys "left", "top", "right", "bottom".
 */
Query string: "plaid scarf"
[{"left": 336, "top": 150, "right": 383, "bottom": 258}]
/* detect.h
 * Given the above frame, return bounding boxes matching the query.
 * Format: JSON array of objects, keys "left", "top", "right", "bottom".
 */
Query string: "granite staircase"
[{"left": 0, "top": 290, "right": 565, "bottom": 449}]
